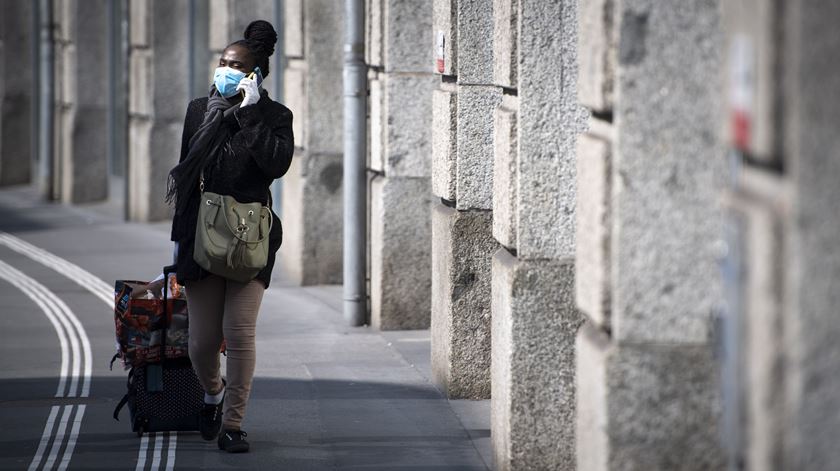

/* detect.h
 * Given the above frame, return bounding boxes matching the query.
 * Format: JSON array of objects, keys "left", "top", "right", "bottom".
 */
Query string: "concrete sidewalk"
[{"left": 0, "top": 185, "right": 491, "bottom": 470}]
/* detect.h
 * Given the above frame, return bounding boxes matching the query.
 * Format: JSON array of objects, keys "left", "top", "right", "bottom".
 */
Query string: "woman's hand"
[{"left": 237, "top": 77, "right": 260, "bottom": 108}]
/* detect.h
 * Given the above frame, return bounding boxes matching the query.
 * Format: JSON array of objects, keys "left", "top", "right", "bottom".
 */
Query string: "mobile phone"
[{"left": 241, "top": 66, "right": 264, "bottom": 98}]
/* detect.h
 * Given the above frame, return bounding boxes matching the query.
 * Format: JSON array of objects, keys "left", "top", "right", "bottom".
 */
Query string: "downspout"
[
  {"left": 271, "top": 0, "right": 284, "bottom": 216},
  {"left": 343, "top": 0, "right": 367, "bottom": 326},
  {"left": 37, "top": 0, "right": 54, "bottom": 199},
  {"left": 31, "top": 1, "right": 40, "bottom": 187}
]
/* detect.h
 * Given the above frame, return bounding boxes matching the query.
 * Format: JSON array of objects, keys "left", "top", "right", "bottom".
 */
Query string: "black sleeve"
[
  {"left": 170, "top": 100, "right": 203, "bottom": 242},
  {"left": 178, "top": 99, "right": 204, "bottom": 164},
  {"left": 231, "top": 101, "right": 295, "bottom": 179}
]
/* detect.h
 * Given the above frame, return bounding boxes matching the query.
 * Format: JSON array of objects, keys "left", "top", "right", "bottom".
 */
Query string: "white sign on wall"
[{"left": 436, "top": 31, "right": 445, "bottom": 73}]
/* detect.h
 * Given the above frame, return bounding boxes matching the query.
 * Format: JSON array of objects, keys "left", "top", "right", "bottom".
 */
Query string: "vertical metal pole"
[
  {"left": 31, "top": 0, "right": 41, "bottom": 186},
  {"left": 107, "top": 1, "right": 122, "bottom": 187},
  {"left": 271, "top": 0, "right": 284, "bottom": 215},
  {"left": 120, "top": 0, "right": 130, "bottom": 218},
  {"left": 343, "top": 0, "right": 367, "bottom": 326},
  {"left": 37, "top": 0, "right": 54, "bottom": 199}
]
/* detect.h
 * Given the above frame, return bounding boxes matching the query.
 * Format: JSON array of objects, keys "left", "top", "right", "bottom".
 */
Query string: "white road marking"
[
  {"left": 0, "top": 233, "right": 113, "bottom": 304},
  {"left": 151, "top": 433, "right": 163, "bottom": 470},
  {"left": 0, "top": 232, "right": 179, "bottom": 470},
  {"left": 0, "top": 260, "right": 91, "bottom": 398},
  {"left": 42, "top": 405, "right": 73, "bottom": 470},
  {"left": 135, "top": 434, "right": 150, "bottom": 471},
  {"left": 0, "top": 261, "right": 71, "bottom": 398},
  {"left": 166, "top": 432, "right": 177, "bottom": 471},
  {"left": 2, "top": 256, "right": 96, "bottom": 471},
  {"left": 57, "top": 404, "right": 86, "bottom": 471},
  {"left": 11, "top": 271, "right": 81, "bottom": 397},
  {"left": 27, "top": 406, "right": 60, "bottom": 471}
]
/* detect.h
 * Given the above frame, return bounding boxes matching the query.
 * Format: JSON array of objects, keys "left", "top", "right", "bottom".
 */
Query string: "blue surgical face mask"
[{"left": 213, "top": 66, "right": 246, "bottom": 98}]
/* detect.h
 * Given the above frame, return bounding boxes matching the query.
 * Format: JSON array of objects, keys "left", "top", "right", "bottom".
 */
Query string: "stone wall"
[
  {"left": 489, "top": 0, "right": 585, "bottom": 469},
  {"left": 784, "top": 4, "right": 840, "bottom": 466},
  {"left": 6, "top": 2, "right": 840, "bottom": 469},
  {"left": 720, "top": 1, "right": 840, "bottom": 469},
  {"left": 430, "top": 0, "right": 499, "bottom": 400},
  {"left": 367, "top": 0, "right": 436, "bottom": 330},
  {"left": 127, "top": 0, "right": 191, "bottom": 221},
  {"left": 0, "top": 1, "right": 35, "bottom": 187},
  {"left": 279, "top": 0, "right": 344, "bottom": 285},
  {"left": 575, "top": 1, "right": 726, "bottom": 469},
  {"left": 52, "top": 0, "right": 110, "bottom": 204}
]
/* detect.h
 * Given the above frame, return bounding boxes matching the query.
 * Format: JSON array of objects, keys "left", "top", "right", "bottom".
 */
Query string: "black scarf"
[{"left": 165, "top": 88, "right": 242, "bottom": 217}]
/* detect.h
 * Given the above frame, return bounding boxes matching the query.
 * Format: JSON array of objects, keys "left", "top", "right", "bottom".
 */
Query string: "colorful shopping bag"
[{"left": 113, "top": 272, "right": 189, "bottom": 369}]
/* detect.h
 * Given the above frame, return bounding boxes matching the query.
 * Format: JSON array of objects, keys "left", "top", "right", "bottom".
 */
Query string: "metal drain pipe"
[
  {"left": 37, "top": 0, "right": 54, "bottom": 199},
  {"left": 342, "top": 0, "right": 367, "bottom": 326}
]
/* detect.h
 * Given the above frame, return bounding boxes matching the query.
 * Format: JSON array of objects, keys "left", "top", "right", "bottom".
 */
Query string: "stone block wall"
[
  {"left": 6, "top": 2, "right": 840, "bottom": 469},
  {"left": 278, "top": 0, "right": 344, "bottom": 285},
  {"left": 575, "top": 1, "right": 726, "bottom": 469},
  {"left": 127, "top": 0, "right": 191, "bottom": 221},
  {"left": 489, "top": 1, "right": 585, "bottom": 469},
  {"left": 785, "top": 5, "right": 840, "bottom": 465},
  {"left": 52, "top": 0, "right": 110, "bottom": 204},
  {"left": 367, "top": 0, "right": 436, "bottom": 330},
  {"left": 0, "top": 1, "right": 35, "bottom": 187},
  {"left": 719, "top": 1, "right": 840, "bottom": 469},
  {"left": 430, "top": 0, "right": 499, "bottom": 400}
]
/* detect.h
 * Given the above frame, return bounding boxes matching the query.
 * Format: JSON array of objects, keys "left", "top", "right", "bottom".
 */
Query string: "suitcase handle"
[
  {"left": 158, "top": 265, "right": 176, "bottom": 365},
  {"left": 148, "top": 264, "right": 176, "bottom": 392},
  {"left": 163, "top": 264, "right": 177, "bottom": 276}
]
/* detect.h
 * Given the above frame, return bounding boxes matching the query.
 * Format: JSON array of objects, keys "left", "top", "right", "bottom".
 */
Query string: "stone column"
[
  {"left": 430, "top": 0, "right": 499, "bottom": 399},
  {"left": 717, "top": 2, "right": 786, "bottom": 469},
  {"left": 783, "top": 3, "right": 840, "bottom": 467},
  {"left": 51, "top": 0, "right": 109, "bottom": 203},
  {"left": 279, "top": 0, "right": 344, "bottom": 285},
  {"left": 721, "top": 1, "right": 840, "bottom": 469},
  {"left": 367, "top": 0, "right": 437, "bottom": 330},
  {"left": 490, "top": 0, "right": 585, "bottom": 469},
  {"left": 0, "top": 1, "right": 35, "bottom": 187},
  {"left": 127, "top": 0, "right": 191, "bottom": 221},
  {"left": 575, "top": 1, "right": 725, "bottom": 469}
]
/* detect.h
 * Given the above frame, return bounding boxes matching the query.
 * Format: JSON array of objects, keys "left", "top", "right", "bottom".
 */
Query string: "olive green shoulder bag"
[{"left": 193, "top": 172, "right": 273, "bottom": 283}]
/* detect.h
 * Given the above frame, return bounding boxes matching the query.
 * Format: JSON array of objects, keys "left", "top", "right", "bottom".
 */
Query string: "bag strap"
[
  {"left": 113, "top": 368, "right": 136, "bottom": 421},
  {"left": 109, "top": 352, "right": 120, "bottom": 371},
  {"left": 198, "top": 168, "right": 274, "bottom": 206},
  {"left": 113, "top": 394, "right": 130, "bottom": 421}
]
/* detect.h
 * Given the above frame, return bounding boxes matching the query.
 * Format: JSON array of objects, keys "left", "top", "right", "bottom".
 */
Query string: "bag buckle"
[{"left": 236, "top": 217, "right": 249, "bottom": 233}]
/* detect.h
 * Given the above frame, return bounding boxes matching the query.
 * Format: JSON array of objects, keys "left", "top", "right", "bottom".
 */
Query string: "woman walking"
[{"left": 166, "top": 20, "right": 293, "bottom": 453}]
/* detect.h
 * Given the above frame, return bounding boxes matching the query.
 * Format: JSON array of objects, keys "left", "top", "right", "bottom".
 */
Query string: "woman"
[{"left": 166, "top": 20, "right": 293, "bottom": 453}]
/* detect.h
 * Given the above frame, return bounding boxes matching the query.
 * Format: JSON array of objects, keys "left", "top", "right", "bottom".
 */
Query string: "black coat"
[{"left": 170, "top": 92, "right": 294, "bottom": 288}]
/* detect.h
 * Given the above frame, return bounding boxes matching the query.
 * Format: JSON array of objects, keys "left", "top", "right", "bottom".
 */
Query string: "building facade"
[{"left": 2, "top": 0, "right": 840, "bottom": 469}]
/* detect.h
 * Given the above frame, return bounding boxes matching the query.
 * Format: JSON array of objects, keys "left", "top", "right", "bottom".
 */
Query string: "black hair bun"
[{"left": 244, "top": 20, "right": 277, "bottom": 58}]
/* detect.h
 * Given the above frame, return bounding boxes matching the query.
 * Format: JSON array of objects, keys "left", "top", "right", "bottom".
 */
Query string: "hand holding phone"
[{"left": 238, "top": 67, "right": 262, "bottom": 107}]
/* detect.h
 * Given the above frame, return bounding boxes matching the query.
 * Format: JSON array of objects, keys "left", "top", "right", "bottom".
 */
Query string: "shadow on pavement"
[{"left": 0, "top": 375, "right": 490, "bottom": 470}]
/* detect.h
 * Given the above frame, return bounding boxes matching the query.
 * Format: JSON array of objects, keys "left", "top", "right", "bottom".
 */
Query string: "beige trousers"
[{"left": 186, "top": 274, "right": 264, "bottom": 430}]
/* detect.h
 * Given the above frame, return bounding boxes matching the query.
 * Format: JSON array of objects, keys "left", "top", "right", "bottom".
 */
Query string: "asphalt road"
[{"left": 0, "top": 186, "right": 490, "bottom": 471}]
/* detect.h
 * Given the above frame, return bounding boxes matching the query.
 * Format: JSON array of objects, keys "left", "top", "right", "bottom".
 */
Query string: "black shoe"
[
  {"left": 199, "top": 391, "right": 224, "bottom": 441},
  {"left": 218, "top": 429, "right": 249, "bottom": 453}
]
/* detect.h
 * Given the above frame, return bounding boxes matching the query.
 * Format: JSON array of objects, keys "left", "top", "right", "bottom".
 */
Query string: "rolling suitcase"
[{"left": 112, "top": 264, "right": 204, "bottom": 436}]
